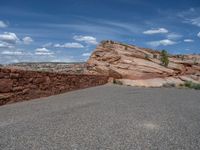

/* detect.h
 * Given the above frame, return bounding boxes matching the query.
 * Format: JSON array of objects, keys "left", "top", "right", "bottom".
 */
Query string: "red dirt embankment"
[{"left": 0, "top": 68, "right": 108, "bottom": 106}]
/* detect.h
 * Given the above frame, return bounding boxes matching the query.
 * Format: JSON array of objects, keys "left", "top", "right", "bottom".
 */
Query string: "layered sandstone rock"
[
  {"left": 0, "top": 68, "right": 108, "bottom": 106},
  {"left": 87, "top": 40, "right": 200, "bottom": 87}
]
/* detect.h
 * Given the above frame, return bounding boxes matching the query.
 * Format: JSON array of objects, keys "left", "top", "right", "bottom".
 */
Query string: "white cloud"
[
  {"left": 0, "top": 32, "right": 19, "bottom": 44},
  {"left": 35, "top": 47, "right": 50, "bottom": 52},
  {"left": 187, "top": 17, "right": 200, "bottom": 27},
  {"left": 54, "top": 42, "right": 84, "bottom": 48},
  {"left": 0, "top": 21, "right": 8, "bottom": 28},
  {"left": 177, "top": 8, "right": 196, "bottom": 18},
  {"left": 22, "top": 36, "right": 33, "bottom": 44},
  {"left": 82, "top": 52, "right": 91, "bottom": 57},
  {"left": 167, "top": 33, "right": 182, "bottom": 40},
  {"left": 178, "top": 8, "right": 200, "bottom": 27},
  {"left": 35, "top": 52, "right": 54, "bottom": 55},
  {"left": 198, "top": 32, "right": 200, "bottom": 38},
  {"left": 51, "top": 57, "right": 75, "bottom": 63},
  {"left": 0, "top": 42, "right": 14, "bottom": 48},
  {"left": 143, "top": 28, "right": 168, "bottom": 35},
  {"left": 43, "top": 42, "right": 53, "bottom": 47},
  {"left": 1, "top": 51, "right": 23, "bottom": 55},
  {"left": 73, "top": 35, "right": 98, "bottom": 45},
  {"left": 101, "top": 21, "right": 143, "bottom": 34},
  {"left": 184, "top": 39, "right": 194, "bottom": 42},
  {"left": 35, "top": 47, "right": 54, "bottom": 55},
  {"left": 147, "top": 39, "right": 177, "bottom": 47}
]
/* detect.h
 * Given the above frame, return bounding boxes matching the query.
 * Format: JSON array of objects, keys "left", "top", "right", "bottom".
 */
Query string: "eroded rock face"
[
  {"left": 0, "top": 68, "right": 108, "bottom": 106},
  {"left": 87, "top": 40, "right": 200, "bottom": 86},
  {"left": 0, "top": 79, "right": 13, "bottom": 93}
]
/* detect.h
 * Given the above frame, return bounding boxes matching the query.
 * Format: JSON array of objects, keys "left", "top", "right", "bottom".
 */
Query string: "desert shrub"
[
  {"left": 153, "top": 54, "right": 158, "bottom": 59},
  {"left": 184, "top": 81, "right": 192, "bottom": 87},
  {"left": 101, "top": 40, "right": 107, "bottom": 44},
  {"left": 160, "top": 50, "right": 169, "bottom": 67},
  {"left": 181, "top": 56, "right": 185, "bottom": 61},
  {"left": 110, "top": 40, "right": 114, "bottom": 44},
  {"left": 163, "top": 83, "right": 176, "bottom": 88},
  {"left": 101, "top": 41, "right": 107, "bottom": 47},
  {"left": 184, "top": 81, "right": 200, "bottom": 90},
  {"left": 145, "top": 54, "right": 151, "bottom": 60},
  {"left": 113, "top": 79, "right": 123, "bottom": 85},
  {"left": 193, "top": 58, "right": 198, "bottom": 65},
  {"left": 125, "top": 46, "right": 128, "bottom": 50}
]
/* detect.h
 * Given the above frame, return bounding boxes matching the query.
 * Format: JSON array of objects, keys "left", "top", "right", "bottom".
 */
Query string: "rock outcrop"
[
  {"left": 0, "top": 68, "right": 108, "bottom": 106},
  {"left": 87, "top": 40, "right": 200, "bottom": 87}
]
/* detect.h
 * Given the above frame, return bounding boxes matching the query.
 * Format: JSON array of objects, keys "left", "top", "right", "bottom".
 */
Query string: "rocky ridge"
[
  {"left": 87, "top": 40, "right": 200, "bottom": 87},
  {"left": 4, "top": 62, "right": 87, "bottom": 74}
]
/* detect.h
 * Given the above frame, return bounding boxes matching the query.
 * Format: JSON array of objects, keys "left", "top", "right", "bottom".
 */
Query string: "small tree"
[{"left": 160, "top": 50, "right": 169, "bottom": 67}]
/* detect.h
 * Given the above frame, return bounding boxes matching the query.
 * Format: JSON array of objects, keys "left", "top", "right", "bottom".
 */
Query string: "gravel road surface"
[{"left": 0, "top": 84, "right": 200, "bottom": 149}]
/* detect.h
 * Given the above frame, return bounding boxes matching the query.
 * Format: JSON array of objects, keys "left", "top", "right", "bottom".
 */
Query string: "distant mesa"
[{"left": 4, "top": 62, "right": 87, "bottom": 74}]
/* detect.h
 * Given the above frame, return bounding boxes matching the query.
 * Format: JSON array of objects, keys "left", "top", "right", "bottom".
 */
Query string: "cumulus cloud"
[
  {"left": 198, "top": 32, "right": 200, "bottom": 38},
  {"left": 143, "top": 28, "right": 168, "bottom": 35},
  {"left": 82, "top": 52, "right": 91, "bottom": 57},
  {"left": 35, "top": 48, "right": 54, "bottom": 55},
  {"left": 0, "top": 32, "right": 19, "bottom": 44},
  {"left": 147, "top": 39, "right": 177, "bottom": 47},
  {"left": 54, "top": 42, "right": 84, "bottom": 48},
  {"left": 22, "top": 36, "right": 33, "bottom": 44},
  {"left": 184, "top": 39, "right": 194, "bottom": 42},
  {"left": 0, "top": 21, "right": 8, "bottom": 28},
  {"left": 73, "top": 35, "right": 98, "bottom": 45},
  {"left": 0, "top": 42, "right": 14, "bottom": 49}
]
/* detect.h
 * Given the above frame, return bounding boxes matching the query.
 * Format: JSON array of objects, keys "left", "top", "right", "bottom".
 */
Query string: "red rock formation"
[
  {"left": 87, "top": 40, "right": 200, "bottom": 86},
  {"left": 0, "top": 68, "right": 108, "bottom": 106}
]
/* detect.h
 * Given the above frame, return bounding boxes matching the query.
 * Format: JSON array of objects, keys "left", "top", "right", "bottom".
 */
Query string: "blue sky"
[{"left": 0, "top": 0, "right": 200, "bottom": 64}]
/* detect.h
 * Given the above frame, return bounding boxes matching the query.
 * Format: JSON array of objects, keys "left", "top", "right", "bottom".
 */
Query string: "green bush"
[
  {"left": 113, "top": 79, "right": 123, "bottom": 85},
  {"left": 184, "top": 81, "right": 200, "bottom": 90},
  {"left": 160, "top": 50, "right": 169, "bottom": 67}
]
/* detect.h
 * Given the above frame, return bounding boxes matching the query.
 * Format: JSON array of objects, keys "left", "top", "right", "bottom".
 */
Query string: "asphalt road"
[{"left": 0, "top": 84, "right": 200, "bottom": 150}]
